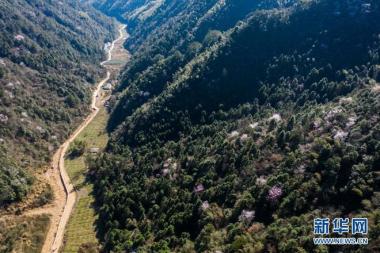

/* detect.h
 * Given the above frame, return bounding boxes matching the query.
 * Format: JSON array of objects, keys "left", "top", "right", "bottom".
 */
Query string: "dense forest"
[
  {"left": 90, "top": 0, "right": 380, "bottom": 252},
  {"left": 0, "top": 0, "right": 116, "bottom": 207}
]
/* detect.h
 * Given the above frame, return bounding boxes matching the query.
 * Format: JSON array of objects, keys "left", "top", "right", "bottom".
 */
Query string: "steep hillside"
[
  {"left": 115, "top": 0, "right": 380, "bottom": 148},
  {"left": 99, "top": 0, "right": 292, "bottom": 130},
  {"left": 91, "top": 0, "right": 380, "bottom": 252},
  {"left": 0, "top": 0, "right": 116, "bottom": 207}
]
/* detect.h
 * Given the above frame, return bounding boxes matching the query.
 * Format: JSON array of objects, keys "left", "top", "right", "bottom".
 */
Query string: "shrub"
[{"left": 68, "top": 140, "right": 86, "bottom": 158}]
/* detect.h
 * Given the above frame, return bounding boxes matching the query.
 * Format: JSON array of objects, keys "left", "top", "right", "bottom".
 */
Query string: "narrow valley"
[{"left": 1, "top": 1, "right": 380, "bottom": 252}]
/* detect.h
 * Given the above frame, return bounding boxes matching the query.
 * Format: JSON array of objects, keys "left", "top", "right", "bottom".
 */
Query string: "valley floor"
[{"left": 61, "top": 25, "right": 130, "bottom": 253}]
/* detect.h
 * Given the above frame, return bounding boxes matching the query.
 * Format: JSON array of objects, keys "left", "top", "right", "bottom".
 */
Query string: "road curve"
[{"left": 42, "top": 25, "right": 127, "bottom": 253}]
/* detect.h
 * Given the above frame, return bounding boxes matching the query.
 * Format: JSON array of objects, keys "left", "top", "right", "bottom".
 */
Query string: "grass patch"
[{"left": 0, "top": 214, "right": 50, "bottom": 253}]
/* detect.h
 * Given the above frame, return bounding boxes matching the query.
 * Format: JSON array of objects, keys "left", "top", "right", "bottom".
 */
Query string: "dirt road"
[{"left": 37, "top": 24, "right": 128, "bottom": 253}]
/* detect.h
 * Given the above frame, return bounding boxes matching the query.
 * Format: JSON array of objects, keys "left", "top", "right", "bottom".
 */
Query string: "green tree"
[{"left": 68, "top": 140, "right": 86, "bottom": 158}]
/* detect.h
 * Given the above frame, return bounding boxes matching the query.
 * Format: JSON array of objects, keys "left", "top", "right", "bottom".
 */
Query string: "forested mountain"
[
  {"left": 95, "top": 0, "right": 295, "bottom": 130},
  {"left": 90, "top": 0, "right": 380, "bottom": 252},
  {"left": 0, "top": 0, "right": 116, "bottom": 207}
]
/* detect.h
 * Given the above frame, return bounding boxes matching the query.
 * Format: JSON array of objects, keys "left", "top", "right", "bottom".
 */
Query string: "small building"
[{"left": 89, "top": 147, "right": 100, "bottom": 154}]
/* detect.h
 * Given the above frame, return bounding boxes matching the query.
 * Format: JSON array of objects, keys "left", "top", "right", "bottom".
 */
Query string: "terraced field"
[{"left": 62, "top": 191, "right": 99, "bottom": 253}]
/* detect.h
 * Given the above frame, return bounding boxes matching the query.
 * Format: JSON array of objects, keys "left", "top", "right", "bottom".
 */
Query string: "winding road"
[{"left": 39, "top": 24, "right": 127, "bottom": 253}]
